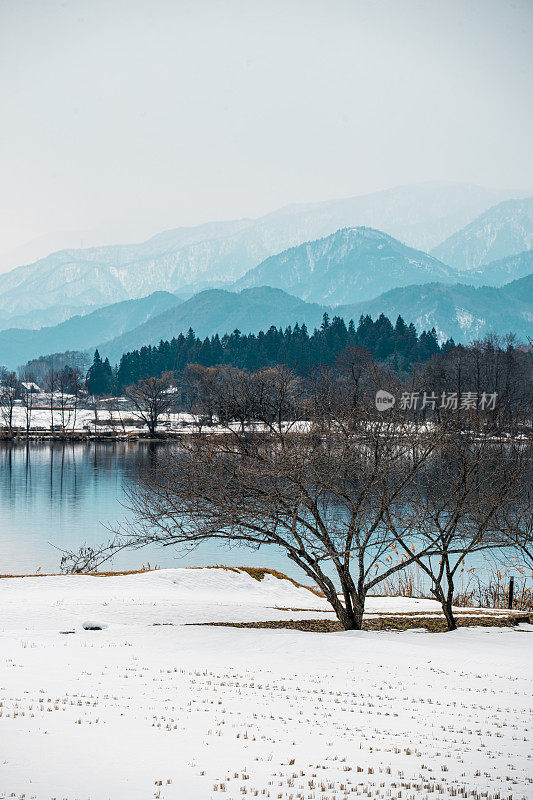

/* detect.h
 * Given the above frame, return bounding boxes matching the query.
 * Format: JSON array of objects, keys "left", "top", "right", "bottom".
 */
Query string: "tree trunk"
[
  {"left": 442, "top": 601, "right": 457, "bottom": 631},
  {"left": 335, "top": 573, "right": 365, "bottom": 631},
  {"left": 442, "top": 580, "right": 457, "bottom": 631},
  {"left": 321, "top": 585, "right": 364, "bottom": 631},
  {"left": 338, "top": 607, "right": 362, "bottom": 630},
  {"left": 337, "top": 595, "right": 364, "bottom": 631},
  {"left": 431, "top": 585, "right": 457, "bottom": 631}
]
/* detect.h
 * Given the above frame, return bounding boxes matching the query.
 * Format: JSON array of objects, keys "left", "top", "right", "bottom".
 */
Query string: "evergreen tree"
[
  {"left": 86, "top": 350, "right": 113, "bottom": 395},
  {"left": 395, "top": 315, "right": 407, "bottom": 336}
]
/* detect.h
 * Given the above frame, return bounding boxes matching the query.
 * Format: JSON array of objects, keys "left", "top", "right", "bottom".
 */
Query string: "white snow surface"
[
  {"left": 8, "top": 407, "right": 198, "bottom": 432},
  {"left": 7, "top": 407, "right": 310, "bottom": 435},
  {"left": 0, "top": 567, "right": 531, "bottom": 800}
]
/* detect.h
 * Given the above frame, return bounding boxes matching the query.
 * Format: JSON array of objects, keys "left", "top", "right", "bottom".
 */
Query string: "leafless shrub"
[{"left": 124, "top": 373, "right": 176, "bottom": 435}]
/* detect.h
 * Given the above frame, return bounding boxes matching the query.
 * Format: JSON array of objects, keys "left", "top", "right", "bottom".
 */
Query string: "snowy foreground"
[{"left": 0, "top": 568, "right": 531, "bottom": 800}]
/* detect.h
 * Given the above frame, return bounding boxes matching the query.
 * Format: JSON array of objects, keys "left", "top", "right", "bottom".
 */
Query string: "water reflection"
[{"left": 0, "top": 442, "right": 290, "bottom": 576}]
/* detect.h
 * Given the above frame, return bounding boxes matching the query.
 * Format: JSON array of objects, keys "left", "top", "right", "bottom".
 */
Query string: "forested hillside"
[{"left": 113, "top": 312, "right": 450, "bottom": 389}]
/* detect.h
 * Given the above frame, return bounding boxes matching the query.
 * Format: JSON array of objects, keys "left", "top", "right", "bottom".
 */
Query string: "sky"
[{"left": 0, "top": 0, "right": 532, "bottom": 271}]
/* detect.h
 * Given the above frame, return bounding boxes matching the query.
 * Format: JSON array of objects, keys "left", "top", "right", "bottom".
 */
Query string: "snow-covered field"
[
  {"left": 8, "top": 407, "right": 197, "bottom": 433},
  {"left": 7, "top": 407, "right": 310, "bottom": 435},
  {"left": 0, "top": 568, "right": 531, "bottom": 800}
]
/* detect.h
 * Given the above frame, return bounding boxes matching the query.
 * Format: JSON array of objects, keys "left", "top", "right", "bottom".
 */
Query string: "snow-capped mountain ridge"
[
  {"left": 431, "top": 197, "right": 533, "bottom": 268},
  {"left": 0, "top": 182, "right": 516, "bottom": 321},
  {"left": 235, "top": 226, "right": 458, "bottom": 304}
]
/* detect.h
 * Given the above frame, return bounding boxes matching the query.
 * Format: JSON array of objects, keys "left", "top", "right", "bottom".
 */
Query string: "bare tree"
[
  {"left": 214, "top": 364, "right": 304, "bottom": 433},
  {"left": 57, "top": 367, "right": 74, "bottom": 432},
  {"left": 51, "top": 365, "right": 84, "bottom": 432},
  {"left": 386, "top": 424, "right": 531, "bottom": 629},
  {"left": 20, "top": 375, "right": 37, "bottom": 436},
  {"left": 0, "top": 369, "right": 19, "bottom": 433},
  {"left": 124, "top": 373, "right": 175, "bottom": 435},
  {"left": 44, "top": 368, "right": 58, "bottom": 431},
  {"left": 423, "top": 336, "right": 532, "bottom": 431},
  {"left": 66, "top": 367, "right": 450, "bottom": 629},
  {"left": 88, "top": 394, "right": 99, "bottom": 434},
  {"left": 211, "top": 366, "right": 257, "bottom": 433},
  {"left": 59, "top": 361, "right": 531, "bottom": 630},
  {"left": 490, "top": 455, "right": 533, "bottom": 576},
  {"left": 180, "top": 364, "right": 221, "bottom": 432},
  {"left": 102, "top": 396, "right": 126, "bottom": 434},
  {"left": 66, "top": 366, "right": 84, "bottom": 432}
]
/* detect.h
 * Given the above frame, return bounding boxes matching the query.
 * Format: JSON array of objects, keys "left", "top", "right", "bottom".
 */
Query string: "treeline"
[
  {"left": 179, "top": 338, "right": 532, "bottom": 430},
  {"left": 111, "top": 313, "right": 452, "bottom": 392},
  {"left": 20, "top": 351, "right": 90, "bottom": 385}
]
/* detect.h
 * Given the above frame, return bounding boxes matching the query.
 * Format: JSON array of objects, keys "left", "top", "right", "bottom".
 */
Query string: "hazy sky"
[{"left": 0, "top": 0, "right": 532, "bottom": 269}]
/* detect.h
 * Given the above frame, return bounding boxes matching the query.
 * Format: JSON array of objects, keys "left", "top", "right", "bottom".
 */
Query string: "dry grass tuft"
[{"left": 192, "top": 613, "right": 531, "bottom": 634}]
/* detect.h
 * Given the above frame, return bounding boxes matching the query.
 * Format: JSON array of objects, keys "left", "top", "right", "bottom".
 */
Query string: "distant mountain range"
[
  {"left": 0, "top": 302, "right": 105, "bottom": 332},
  {"left": 0, "top": 182, "right": 532, "bottom": 371},
  {"left": 0, "top": 291, "right": 182, "bottom": 371},
  {"left": 467, "top": 249, "right": 533, "bottom": 286},
  {"left": 431, "top": 197, "right": 533, "bottom": 268},
  {"left": 98, "top": 277, "right": 531, "bottom": 365},
  {"left": 2, "top": 245, "right": 532, "bottom": 371},
  {"left": 0, "top": 182, "right": 519, "bottom": 321},
  {"left": 3, "top": 273, "right": 530, "bottom": 371},
  {"left": 235, "top": 227, "right": 458, "bottom": 304},
  {"left": 339, "top": 274, "right": 533, "bottom": 344},
  {"left": 98, "top": 287, "right": 327, "bottom": 366}
]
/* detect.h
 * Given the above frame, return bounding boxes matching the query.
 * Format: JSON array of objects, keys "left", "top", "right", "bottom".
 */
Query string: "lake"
[
  {"left": 0, "top": 441, "right": 293, "bottom": 577},
  {"left": 0, "top": 442, "right": 514, "bottom": 587}
]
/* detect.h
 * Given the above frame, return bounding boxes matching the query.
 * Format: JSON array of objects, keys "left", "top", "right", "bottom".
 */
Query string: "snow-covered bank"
[
  {"left": 3, "top": 408, "right": 310, "bottom": 437},
  {"left": 3, "top": 408, "right": 199, "bottom": 436},
  {"left": 0, "top": 568, "right": 531, "bottom": 800}
]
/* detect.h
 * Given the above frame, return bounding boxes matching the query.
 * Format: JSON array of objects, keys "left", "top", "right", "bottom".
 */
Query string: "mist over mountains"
[
  {"left": 0, "top": 292, "right": 184, "bottom": 371},
  {"left": 0, "top": 182, "right": 532, "bottom": 371},
  {"left": 2, "top": 268, "right": 531, "bottom": 370},
  {"left": 235, "top": 227, "right": 457, "bottom": 304},
  {"left": 467, "top": 249, "right": 533, "bottom": 287},
  {"left": 0, "top": 182, "right": 518, "bottom": 321},
  {"left": 431, "top": 197, "right": 533, "bottom": 268}
]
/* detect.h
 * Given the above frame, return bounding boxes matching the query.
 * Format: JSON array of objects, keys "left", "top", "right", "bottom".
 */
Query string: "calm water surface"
[
  {"left": 0, "top": 442, "right": 508, "bottom": 584},
  {"left": 0, "top": 442, "right": 291, "bottom": 576}
]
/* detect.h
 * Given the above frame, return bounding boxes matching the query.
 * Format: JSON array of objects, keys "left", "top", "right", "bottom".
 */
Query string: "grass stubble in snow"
[{"left": 0, "top": 568, "right": 531, "bottom": 800}]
